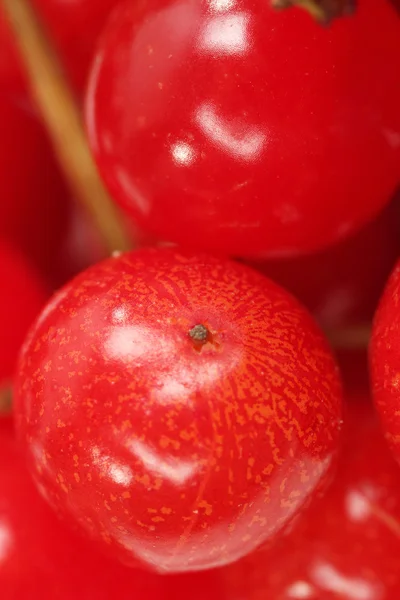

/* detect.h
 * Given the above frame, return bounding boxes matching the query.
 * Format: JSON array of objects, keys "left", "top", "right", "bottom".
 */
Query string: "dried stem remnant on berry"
[
  {"left": 271, "top": 0, "right": 356, "bottom": 24},
  {"left": 189, "top": 324, "right": 209, "bottom": 344}
]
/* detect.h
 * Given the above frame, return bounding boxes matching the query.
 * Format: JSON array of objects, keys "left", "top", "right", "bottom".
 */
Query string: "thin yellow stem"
[{"left": 1, "top": 0, "right": 133, "bottom": 255}]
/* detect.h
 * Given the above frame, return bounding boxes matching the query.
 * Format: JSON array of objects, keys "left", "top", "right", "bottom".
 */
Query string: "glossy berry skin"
[
  {"left": 223, "top": 387, "right": 400, "bottom": 600},
  {"left": 251, "top": 199, "right": 400, "bottom": 329},
  {"left": 0, "top": 241, "right": 47, "bottom": 386},
  {"left": 0, "top": 95, "right": 69, "bottom": 278},
  {"left": 14, "top": 248, "right": 343, "bottom": 573},
  {"left": 0, "top": 419, "right": 226, "bottom": 600},
  {"left": 86, "top": 0, "right": 400, "bottom": 258},
  {"left": 371, "top": 260, "right": 400, "bottom": 464},
  {"left": 0, "top": 0, "right": 121, "bottom": 99}
]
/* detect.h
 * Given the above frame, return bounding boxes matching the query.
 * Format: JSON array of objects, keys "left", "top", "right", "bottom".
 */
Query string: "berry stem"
[
  {"left": 0, "top": 0, "right": 133, "bottom": 255},
  {"left": 0, "top": 384, "right": 12, "bottom": 417},
  {"left": 326, "top": 324, "right": 371, "bottom": 350},
  {"left": 271, "top": 0, "right": 356, "bottom": 24}
]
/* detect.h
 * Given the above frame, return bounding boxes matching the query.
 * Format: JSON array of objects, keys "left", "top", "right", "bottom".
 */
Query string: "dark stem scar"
[
  {"left": 189, "top": 324, "right": 209, "bottom": 343},
  {"left": 271, "top": 0, "right": 356, "bottom": 25}
]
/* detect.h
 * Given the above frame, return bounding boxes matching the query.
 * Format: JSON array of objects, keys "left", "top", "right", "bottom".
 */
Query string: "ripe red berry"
[
  {"left": 86, "top": 0, "right": 400, "bottom": 258},
  {"left": 0, "top": 0, "right": 121, "bottom": 99},
  {"left": 370, "top": 260, "right": 400, "bottom": 463},
  {"left": 0, "top": 241, "right": 47, "bottom": 387},
  {"left": 0, "top": 95, "right": 69, "bottom": 278},
  {"left": 250, "top": 199, "right": 399, "bottom": 329},
  {"left": 224, "top": 387, "right": 400, "bottom": 600},
  {"left": 14, "top": 248, "right": 342, "bottom": 573},
  {"left": 0, "top": 418, "right": 226, "bottom": 600}
]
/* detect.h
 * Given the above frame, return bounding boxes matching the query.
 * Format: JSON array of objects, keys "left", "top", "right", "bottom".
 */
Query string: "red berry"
[
  {"left": 0, "top": 95, "right": 69, "bottom": 278},
  {"left": 14, "top": 248, "right": 343, "bottom": 573},
  {"left": 86, "top": 0, "right": 400, "bottom": 258},
  {"left": 224, "top": 386, "right": 400, "bottom": 600},
  {"left": 0, "top": 418, "right": 226, "bottom": 599},
  {"left": 250, "top": 199, "right": 399, "bottom": 329},
  {"left": 0, "top": 241, "right": 47, "bottom": 386},
  {"left": 0, "top": 0, "right": 121, "bottom": 99},
  {"left": 370, "top": 260, "right": 400, "bottom": 464}
]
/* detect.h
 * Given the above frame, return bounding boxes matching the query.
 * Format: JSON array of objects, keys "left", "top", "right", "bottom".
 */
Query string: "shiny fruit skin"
[
  {"left": 224, "top": 384, "right": 400, "bottom": 600},
  {"left": 0, "top": 0, "right": 121, "bottom": 99},
  {"left": 251, "top": 199, "right": 400, "bottom": 329},
  {"left": 0, "top": 241, "right": 47, "bottom": 385},
  {"left": 14, "top": 248, "right": 343, "bottom": 573},
  {"left": 0, "top": 419, "right": 226, "bottom": 600},
  {"left": 0, "top": 95, "right": 69, "bottom": 278},
  {"left": 86, "top": 0, "right": 400, "bottom": 258},
  {"left": 371, "top": 260, "right": 400, "bottom": 463}
]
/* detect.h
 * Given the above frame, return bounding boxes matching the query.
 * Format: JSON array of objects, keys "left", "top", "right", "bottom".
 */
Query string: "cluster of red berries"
[{"left": 1, "top": 0, "right": 400, "bottom": 598}]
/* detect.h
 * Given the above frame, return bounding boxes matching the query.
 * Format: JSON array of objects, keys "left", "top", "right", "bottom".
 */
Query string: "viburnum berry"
[
  {"left": 223, "top": 384, "right": 400, "bottom": 600},
  {"left": 0, "top": 419, "right": 226, "bottom": 600},
  {"left": 14, "top": 248, "right": 342, "bottom": 573},
  {"left": 86, "top": 0, "right": 400, "bottom": 258},
  {"left": 370, "top": 260, "right": 400, "bottom": 464}
]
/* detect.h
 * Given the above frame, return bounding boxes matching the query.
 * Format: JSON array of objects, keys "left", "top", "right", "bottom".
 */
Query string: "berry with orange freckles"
[
  {"left": 14, "top": 248, "right": 343, "bottom": 573},
  {"left": 222, "top": 383, "right": 400, "bottom": 600},
  {"left": 0, "top": 418, "right": 226, "bottom": 600}
]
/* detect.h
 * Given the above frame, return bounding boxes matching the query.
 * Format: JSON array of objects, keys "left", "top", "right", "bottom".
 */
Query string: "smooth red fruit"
[
  {"left": 86, "top": 0, "right": 400, "bottom": 258},
  {"left": 0, "top": 0, "right": 121, "bottom": 99},
  {"left": 0, "top": 241, "right": 47, "bottom": 386},
  {"left": 370, "top": 260, "right": 400, "bottom": 464},
  {"left": 0, "top": 94, "right": 69, "bottom": 278},
  {"left": 223, "top": 385, "right": 400, "bottom": 600},
  {"left": 250, "top": 199, "right": 400, "bottom": 329},
  {"left": 0, "top": 418, "right": 226, "bottom": 600},
  {"left": 14, "top": 248, "right": 343, "bottom": 573}
]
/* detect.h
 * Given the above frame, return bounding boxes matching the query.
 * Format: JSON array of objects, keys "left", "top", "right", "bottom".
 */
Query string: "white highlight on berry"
[
  {"left": 0, "top": 521, "right": 13, "bottom": 563},
  {"left": 311, "top": 561, "right": 382, "bottom": 600},
  {"left": 198, "top": 12, "right": 250, "bottom": 56},
  {"left": 171, "top": 141, "right": 196, "bottom": 166},
  {"left": 286, "top": 580, "right": 315, "bottom": 599}
]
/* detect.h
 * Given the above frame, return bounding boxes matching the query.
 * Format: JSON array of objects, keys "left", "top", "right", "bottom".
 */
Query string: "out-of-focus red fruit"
[
  {"left": 0, "top": 95, "right": 69, "bottom": 279},
  {"left": 14, "top": 248, "right": 343, "bottom": 573},
  {"left": 223, "top": 385, "right": 400, "bottom": 599},
  {"left": 371, "top": 260, "right": 400, "bottom": 464},
  {"left": 250, "top": 199, "right": 399, "bottom": 330},
  {"left": 0, "top": 0, "right": 121, "bottom": 99},
  {"left": 0, "top": 240, "right": 47, "bottom": 386},
  {"left": 0, "top": 418, "right": 226, "bottom": 600},
  {"left": 86, "top": 0, "right": 400, "bottom": 258}
]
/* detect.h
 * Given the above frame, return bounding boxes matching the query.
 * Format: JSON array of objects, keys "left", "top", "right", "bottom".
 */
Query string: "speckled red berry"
[
  {"left": 86, "top": 0, "right": 400, "bottom": 258},
  {"left": 0, "top": 418, "right": 226, "bottom": 600},
  {"left": 223, "top": 381, "right": 400, "bottom": 600},
  {"left": 370, "top": 260, "right": 400, "bottom": 463},
  {"left": 14, "top": 248, "right": 343, "bottom": 573}
]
